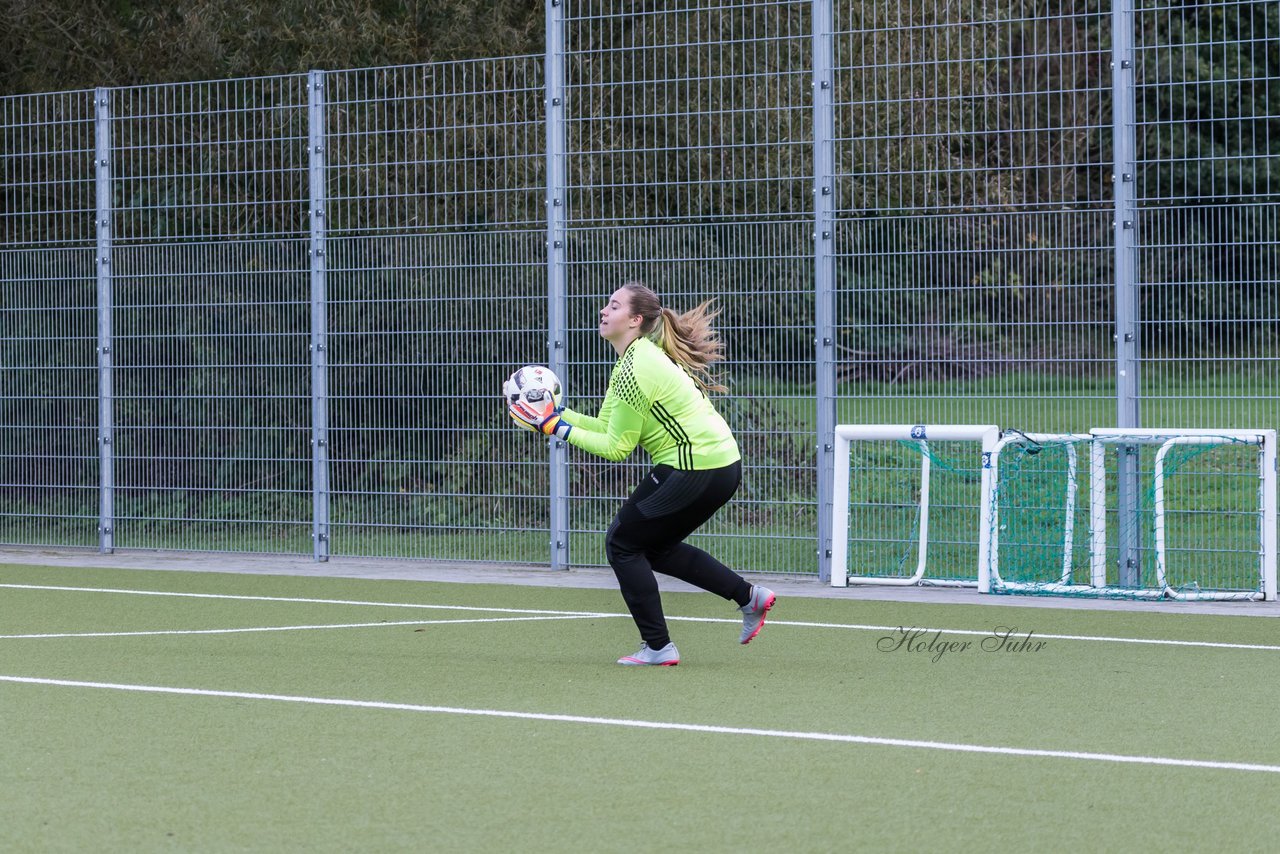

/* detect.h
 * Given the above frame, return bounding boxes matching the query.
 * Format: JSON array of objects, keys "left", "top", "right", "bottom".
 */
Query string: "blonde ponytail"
[
  {"left": 621, "top": 281, "right": 727, "bottom": 394},
  {"left": 654, "top": 303, "right": 728, "bottom": 394}
]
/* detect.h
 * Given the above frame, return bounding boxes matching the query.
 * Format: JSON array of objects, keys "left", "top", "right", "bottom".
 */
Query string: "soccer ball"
[{"left": 504, "top": 365, "right": 563, "bottom": 410}]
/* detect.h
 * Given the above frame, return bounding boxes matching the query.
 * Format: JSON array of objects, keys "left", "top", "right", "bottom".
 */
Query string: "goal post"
[
  {"left": 831, "top": 425, "right": 999, "bottom": 589},
  {"left": 1086, "top": 428, "right": 1277, "bottom": 601},
  {"left": 833, "top": 424, "right": 1277, "bottom": 601},
  {"left": 985, "top": 432, "right": 1100, "bottom": 593}
]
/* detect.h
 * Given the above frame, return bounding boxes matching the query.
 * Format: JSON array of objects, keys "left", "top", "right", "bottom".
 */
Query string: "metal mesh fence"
[
  {"left": 106, "top": 77, "right": 312, "bottom": 553},
  {"left": 1133, "top": 0, "right": 1279, "bottom": 428},
  {"left": 833, "top": 1, "right": 1117, "bottom": 434},
  {"left": 1, "top": 1, "right": 1275, "bottom": 582},
  {"left": 562, "top": 1, "right": 816, "bottom": 574},
  {"left": 1, "top": 90, "right": 98, "bottom": 548},
  {"left": 321, "top": 59, "right": 549, "bottom": 562}
]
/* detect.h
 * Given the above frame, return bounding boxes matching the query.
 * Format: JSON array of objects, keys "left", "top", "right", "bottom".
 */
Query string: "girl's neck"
[{"left": 611, "top": 330, "right": 642, "bottom": 356}]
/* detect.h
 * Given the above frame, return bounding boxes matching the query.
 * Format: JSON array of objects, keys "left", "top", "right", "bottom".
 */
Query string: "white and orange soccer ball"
[{"left": 503, "top": 365, "right": 563, "bottom": 411}]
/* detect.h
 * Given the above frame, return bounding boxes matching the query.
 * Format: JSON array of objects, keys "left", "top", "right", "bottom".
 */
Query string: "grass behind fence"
[{"left": 2, "top": 371, "right": 1273, "bottom": 576}]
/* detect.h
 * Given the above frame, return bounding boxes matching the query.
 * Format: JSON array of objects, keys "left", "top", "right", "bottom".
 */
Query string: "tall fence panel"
[
  {"left": 833, "top": 1, "right": 1118, "bottom": 432},
  {"left": 106, "top": 77, "right": 313, "bottom": 553},
  {"left": 0, "top": 90, "right": 99, "bottom": 548},
  {"left": 1132, "top": 1, "right": 1279, "bottom": 427},
  {"left": 561, "top": 0, "right": 820, "bottom": 575},
  {"left": 321, "top": 58, "right": 550, "bottom": 563}
]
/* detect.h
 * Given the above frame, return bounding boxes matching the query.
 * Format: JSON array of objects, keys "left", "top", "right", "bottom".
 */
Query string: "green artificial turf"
[{"left": 2, "top": 563, "right": 1278, "bottom": 852}]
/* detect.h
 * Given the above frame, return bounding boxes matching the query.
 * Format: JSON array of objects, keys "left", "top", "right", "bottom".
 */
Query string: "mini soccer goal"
[{"left": 832, "top": 425, "right": 1277, "bottom": 601}]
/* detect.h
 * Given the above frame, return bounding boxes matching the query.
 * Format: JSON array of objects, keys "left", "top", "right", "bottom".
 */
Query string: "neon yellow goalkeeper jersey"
[{"left": 562, "top": 336, "right": 740, "bottom": 470}]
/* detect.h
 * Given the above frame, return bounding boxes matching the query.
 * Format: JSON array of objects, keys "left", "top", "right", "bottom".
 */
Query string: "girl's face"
[{"left": 598, "top": 287, "right": 641, "bottom": 345}]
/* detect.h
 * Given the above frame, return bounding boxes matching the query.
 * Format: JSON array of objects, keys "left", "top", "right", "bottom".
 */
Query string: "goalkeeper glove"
[{"left": 509, "top": 398, "right": 572, "bottom": 440}]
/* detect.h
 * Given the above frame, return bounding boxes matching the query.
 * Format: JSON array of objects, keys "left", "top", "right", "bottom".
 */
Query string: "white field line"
[
  {"left": 0, "top": 583, "right": 604, "bottom": 617},
  {"left": 2, "top": 673, "right": 1278, "bottom": 776},
  {"left": 0, "top": 613, "right": 619, "bottom": 640},
  {"left": 3, "top": 582, "right": 1280, "bottom": 653}
]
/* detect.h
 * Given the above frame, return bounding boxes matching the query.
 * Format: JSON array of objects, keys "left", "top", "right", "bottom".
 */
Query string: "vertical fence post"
[
  {"left": 1111, "top": 1, "right": 1141, "bottom": 585},
  {"left": 94, "top": 87, "right": 115, "bottom": 554},
  {"left": 812, "top": 0, "right": 836, "bottom": 581},
  {"left": 545, "top": 0, "right": 570, "bottom": 570},
  {"left": 308, "top": 70, "right": 331, "bottom": 562}
]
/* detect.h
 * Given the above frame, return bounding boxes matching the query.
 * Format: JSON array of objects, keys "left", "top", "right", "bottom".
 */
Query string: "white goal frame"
[
  {"left": 985, "top": 431, "right": 1097, "bottom": 594},
  {"left": 833, "top": 425, "right": 1278, "bottom": 601},
  {"left": 1085, "top": 428, "right": 1277, "bottom": 601},
  {"left": 831, "top": 424, "right": 1000, "bottom": 589}
]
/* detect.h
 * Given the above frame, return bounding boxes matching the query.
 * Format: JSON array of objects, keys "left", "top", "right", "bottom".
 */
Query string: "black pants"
[{"left": 605, "top": 460, "right": 749, "bottom": 648}]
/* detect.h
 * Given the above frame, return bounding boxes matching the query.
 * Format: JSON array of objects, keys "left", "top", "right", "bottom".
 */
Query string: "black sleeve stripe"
[{"left": 651, "top": 401, "right": 693, "bottom": 469}]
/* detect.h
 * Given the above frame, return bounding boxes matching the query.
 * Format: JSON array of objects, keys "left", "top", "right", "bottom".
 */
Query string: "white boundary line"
[
  {"left": 4, "top": 582, "right": 1280, "bottom": 653},
  {"left": 0, "top": 613, "right": 618, "bottom": 640},
  {"left": 2, "top": 674, "right": 1277, "bottom": 775},
  {"left": 0, "top": 583, "right": 603, "bottom": 616}
]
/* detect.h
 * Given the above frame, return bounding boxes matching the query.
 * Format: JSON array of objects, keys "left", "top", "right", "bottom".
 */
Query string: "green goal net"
[{"left": 833, "top": 425, "right": 1277, "bottom": 601}]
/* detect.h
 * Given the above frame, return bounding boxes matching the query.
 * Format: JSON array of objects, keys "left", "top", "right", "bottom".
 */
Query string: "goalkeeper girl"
[{"left": 508, "top": 281, "right": 774, "bottom": 666}]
